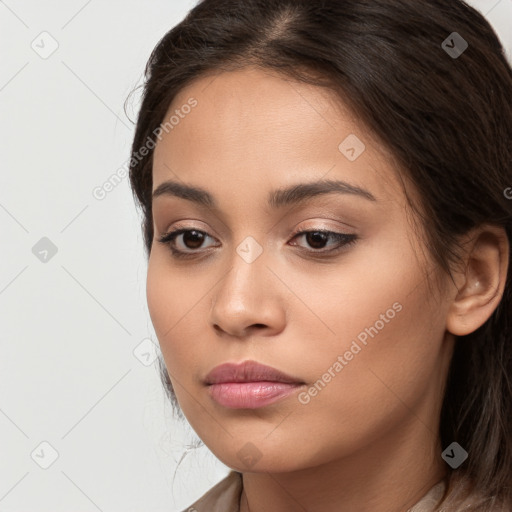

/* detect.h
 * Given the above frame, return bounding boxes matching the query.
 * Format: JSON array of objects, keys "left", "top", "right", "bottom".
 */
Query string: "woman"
[{"left": 128, "top": 0, "right": 512, "bottom": 510}]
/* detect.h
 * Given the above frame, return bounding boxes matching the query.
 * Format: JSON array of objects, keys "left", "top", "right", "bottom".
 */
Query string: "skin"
[{"left": 147, "top": 66, "right": 509, "bottom": 512}]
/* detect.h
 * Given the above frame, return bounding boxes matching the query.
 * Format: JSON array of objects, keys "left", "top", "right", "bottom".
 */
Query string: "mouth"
[{"left": 204, "top": 360, "right": 306, "bottom": 409}]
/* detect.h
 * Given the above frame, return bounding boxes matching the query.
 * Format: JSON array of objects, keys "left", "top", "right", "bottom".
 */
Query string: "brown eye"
[
  {"left": 290, "top": 229, "right": 358, "bottom": 253},
  {"left": 304, "top": 231, "right": 329, "bottom": 249},
  {"left": 180, "top": 230, "right": 206, "bottom": 249},
  {"left": 158, "top": 228, "right": 218, "bottom": 258}
]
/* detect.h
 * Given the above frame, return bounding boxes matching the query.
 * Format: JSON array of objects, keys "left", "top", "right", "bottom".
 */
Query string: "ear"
[{"left": 446, "top": 224, "right": 509, "bottom": 337}]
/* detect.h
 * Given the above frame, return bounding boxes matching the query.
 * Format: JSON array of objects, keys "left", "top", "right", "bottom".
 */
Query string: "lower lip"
[{"left": 207, "top": 381, "right": 303, "bottom": 409}]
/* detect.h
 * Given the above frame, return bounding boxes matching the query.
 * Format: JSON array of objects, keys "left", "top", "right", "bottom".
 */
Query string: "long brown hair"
[{"left": 127, "top": 0, "right": 512, "bottom": 509}]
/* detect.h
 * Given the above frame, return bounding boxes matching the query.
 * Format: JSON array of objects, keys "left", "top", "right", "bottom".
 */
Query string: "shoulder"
[
  {"left": 407, "top": 480, "right": 447, "bottom": 512},
  {"left": 433, "top": 473, "right": 510, "bottom": 512},
  {"left": 406, "top": 477, "right": 508, "bottom": 512},
  {"left": 180, "top": 470, "right": 243, "bottom": 512}
]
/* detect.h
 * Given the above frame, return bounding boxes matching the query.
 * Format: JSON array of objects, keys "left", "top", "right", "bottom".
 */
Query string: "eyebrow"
[{"left": 152, "top": 178, "right": 377, "bottom": 209}]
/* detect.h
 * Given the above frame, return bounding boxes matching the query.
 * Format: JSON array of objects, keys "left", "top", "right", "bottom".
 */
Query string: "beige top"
[{"left": 180, "top": 471, "right": 454, "bottom": 512}]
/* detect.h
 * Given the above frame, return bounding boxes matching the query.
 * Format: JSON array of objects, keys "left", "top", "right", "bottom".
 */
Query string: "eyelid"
[
  {"left": 288, "top": 219, "right": 355, "bottom": 236},
  {"left": 160, "top": 219, "right": 353, "bottom": 243}
]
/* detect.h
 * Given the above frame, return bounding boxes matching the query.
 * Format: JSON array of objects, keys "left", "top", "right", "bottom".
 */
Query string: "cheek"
[
  {"left": 146, "top": 254, "right": 184, "bottom": 353},
  {"left": 146, "top": 253, "right": 173, "bottom": 338},
  {"left": 146, "top": 252, "right": 211, "bottom": 380},
  {"left": 289, "top": 232, "right": 428, "bottom": 353},
  {"left": 147, "top": 249, "right": 201, "bottom": 332},
  {"left": 293, "top": 241, "right": 442, "bottom": 420}
]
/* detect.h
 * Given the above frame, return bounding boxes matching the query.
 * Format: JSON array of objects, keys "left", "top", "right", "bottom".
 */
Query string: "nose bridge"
[
  {"left": 209, "top": 235, "right": 285, "bottom": 336},
  {"left": 214, "top": 235, "right": 268, "bottom": 313}
]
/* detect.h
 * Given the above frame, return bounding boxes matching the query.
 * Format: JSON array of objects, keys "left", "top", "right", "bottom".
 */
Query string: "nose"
[{"left": 209, "top": 252, "right": 287, "bottom": 339}]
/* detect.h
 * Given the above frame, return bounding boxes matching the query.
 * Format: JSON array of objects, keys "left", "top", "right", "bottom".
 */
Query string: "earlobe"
[{"left": 446, "top": 225, "right": 509, "bottom": 337}]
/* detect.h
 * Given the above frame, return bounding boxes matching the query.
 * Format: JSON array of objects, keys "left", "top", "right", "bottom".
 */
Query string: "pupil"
[
  {"left": 307, "top": 232, "right": 327, "bottom": 249},
  {"left": 184, "top": 230, "right": 204, "bottom": 249}
]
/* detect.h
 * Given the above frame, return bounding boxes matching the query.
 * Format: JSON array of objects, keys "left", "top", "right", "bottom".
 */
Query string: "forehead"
[{"left": 152, "top": 66, "right": 404, "bottom": 206}]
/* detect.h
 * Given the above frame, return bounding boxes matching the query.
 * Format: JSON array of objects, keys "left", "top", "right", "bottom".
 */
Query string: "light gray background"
[{"left": 0, "top": 1, "right": 511, "bottom": 511}]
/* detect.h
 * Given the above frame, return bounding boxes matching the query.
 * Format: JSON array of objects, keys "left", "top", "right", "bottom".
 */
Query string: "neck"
[{"left": 239, "top": 418, "right": 448, "bottom": 512}]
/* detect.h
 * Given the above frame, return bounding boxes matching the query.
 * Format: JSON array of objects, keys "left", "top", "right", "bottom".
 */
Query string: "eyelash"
[{"left": 157, "top": 226, "right": 358, "bottom": 260}]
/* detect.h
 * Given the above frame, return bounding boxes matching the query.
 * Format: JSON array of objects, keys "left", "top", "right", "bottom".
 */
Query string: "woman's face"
[{"left": 148, "top": 66, "right": 456, "bottom": 473}]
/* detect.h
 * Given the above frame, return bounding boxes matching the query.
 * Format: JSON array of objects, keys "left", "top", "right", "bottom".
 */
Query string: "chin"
[{"left": 209, "top": 442, "right": 313, "bottom": 474}]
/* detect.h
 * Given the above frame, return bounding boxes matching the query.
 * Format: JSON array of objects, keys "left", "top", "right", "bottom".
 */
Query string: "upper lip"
[{"left": 204, "top": 360, "right": 304, "bottom": 385}]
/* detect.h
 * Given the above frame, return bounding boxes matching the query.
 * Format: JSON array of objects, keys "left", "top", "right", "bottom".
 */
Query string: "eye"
[
  {"left": 288, "top": 229, "right": 358, "bottom": 254},
  {"left": 157, "top": 228, "right": 218, "bottom": 258}
]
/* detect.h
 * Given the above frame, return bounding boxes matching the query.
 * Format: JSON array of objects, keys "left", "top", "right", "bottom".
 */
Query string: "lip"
[
  {"left": 204, "top": 360, "right": 303, "bottom": 385},
  {"left": 204, "top": 360, "right": 305, "bottom": 409}
]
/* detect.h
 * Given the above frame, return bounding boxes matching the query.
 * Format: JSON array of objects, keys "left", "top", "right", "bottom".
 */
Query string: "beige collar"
[{"left": 183, "top": 471, "right": 448, "bottom": 512}]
